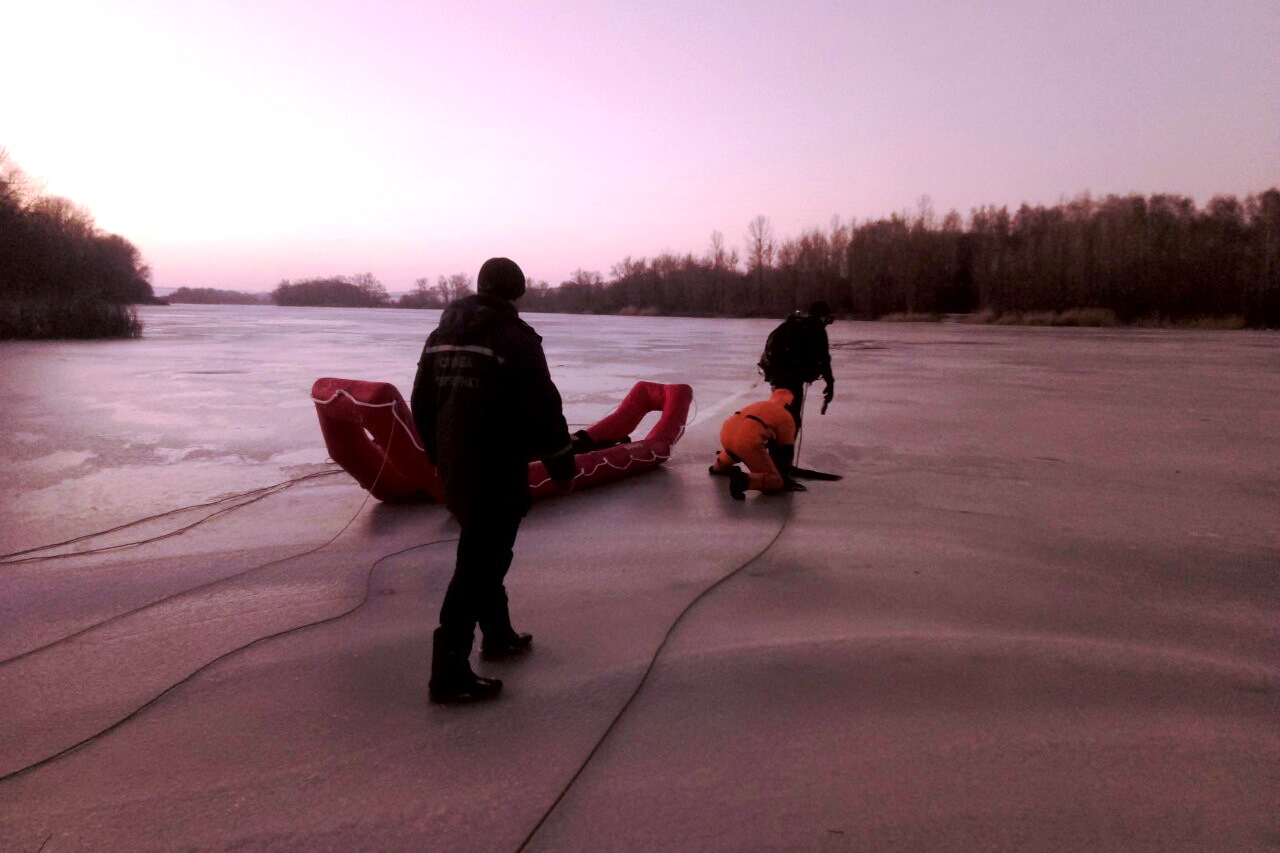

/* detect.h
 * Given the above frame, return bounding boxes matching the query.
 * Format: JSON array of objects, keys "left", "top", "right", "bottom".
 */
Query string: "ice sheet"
[{"left": 1, "top": 308, "right": 1277, "bottom": 851}]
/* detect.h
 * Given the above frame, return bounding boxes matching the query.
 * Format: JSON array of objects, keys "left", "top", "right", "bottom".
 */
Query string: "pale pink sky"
[{"left": 4, "top": 0, "right": 1277, "bottom": 291}]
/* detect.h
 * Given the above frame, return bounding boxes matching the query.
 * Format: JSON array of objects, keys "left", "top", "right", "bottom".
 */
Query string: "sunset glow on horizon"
[{"left": 5, "top": 0, "right": 1277, "bottom": 292}]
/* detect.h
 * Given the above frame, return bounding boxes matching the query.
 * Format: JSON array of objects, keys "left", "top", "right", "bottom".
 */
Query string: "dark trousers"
[
  {"left": 437, "top": 512, "right": 523, "bottom": 658},
  {"left": 773, "top": 379, "right": 807, "bottom": 433}
]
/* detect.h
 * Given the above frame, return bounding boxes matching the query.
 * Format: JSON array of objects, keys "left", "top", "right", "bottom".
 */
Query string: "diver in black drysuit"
[
  {"left": 759, "top": 300, "right": 836, "bottom": 432},
  {"left": 411, "top": 257, "right": 575, "bottom": 704}
]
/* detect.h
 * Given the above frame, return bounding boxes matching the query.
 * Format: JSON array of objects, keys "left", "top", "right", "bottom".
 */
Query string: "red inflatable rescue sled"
[{"left": 311, "top": 378, "right": 693, "bottom": 503}]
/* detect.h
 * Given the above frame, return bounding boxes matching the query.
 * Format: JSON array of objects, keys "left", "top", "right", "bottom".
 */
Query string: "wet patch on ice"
[
  {"left": 6, "top": 450, "right": 96, "bottom": 473},
  {"left": 269, "top": 448, "right": 329, "bottom": 466},
  {"left": 830, "top": 340, "right": 890, "bottom": 350}
]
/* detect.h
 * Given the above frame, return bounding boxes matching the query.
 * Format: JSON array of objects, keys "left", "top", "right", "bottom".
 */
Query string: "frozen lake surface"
[
  {"left": 1, "top": 305, "right": 1277, "bottom": 851},
  {"left": 0, "top": 305, "right": 777, "bottom": 553}
]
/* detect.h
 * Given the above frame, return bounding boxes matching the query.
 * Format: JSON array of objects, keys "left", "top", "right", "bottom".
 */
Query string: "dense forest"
[
  {"left": 523, "top": 191, "right": 1279, "bottom": 326},
  {"left": 0, "top": 151, "right": 155, "bottom": 339},
  {"left": 264, "top": 190, "right": 1280, "bottom": 327}
]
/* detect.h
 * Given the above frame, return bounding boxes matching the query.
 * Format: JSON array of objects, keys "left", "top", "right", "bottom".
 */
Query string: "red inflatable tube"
[
  {"left": 311, "top": 378, "right": 693, "bottom": 504},
  {"left": 530, "top": 380, "right": 693, "bottom": 498},
  {"left": 310, "top": 378, "right": 442, "bottom": 502}
]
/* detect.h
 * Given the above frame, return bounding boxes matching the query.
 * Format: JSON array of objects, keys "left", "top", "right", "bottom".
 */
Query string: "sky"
[{"left": 3, "top": 0, "right": 1278, "bottom": 292}]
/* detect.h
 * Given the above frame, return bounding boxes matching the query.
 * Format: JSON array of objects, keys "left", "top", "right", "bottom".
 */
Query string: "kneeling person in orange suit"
[{"left": 709, "top": 388, "right": 805, "bottom": 500}]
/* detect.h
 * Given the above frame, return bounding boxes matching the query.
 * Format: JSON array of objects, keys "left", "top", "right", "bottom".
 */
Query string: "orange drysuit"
[{"left": 711, "top": 388, "right": 797, "bottom": 492}]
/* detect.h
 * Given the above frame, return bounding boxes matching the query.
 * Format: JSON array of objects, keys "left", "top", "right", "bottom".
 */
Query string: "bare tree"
[
  {"left": 348, "top": 272, "right": 389, "bottom": 304},
  {"left": 746, "top": 215, "right": 775, "bottom": 273},
  {"left": 434, "top": 273, "right": 474, "bottom": 304},
  {"left": 707, "top": 230, "right": 738, "bottom": 271},
  {"left": 0, "top": 148, "right": 43, "bottom": 208},
  {"left": 29, "top": 195, "right": 96, "bottom": 238},
  {"left": 566, "top": 269, "right": 603, "bottom": 287}
]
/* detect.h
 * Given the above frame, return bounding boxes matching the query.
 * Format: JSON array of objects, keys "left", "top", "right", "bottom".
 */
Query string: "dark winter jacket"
[{"left": 411, "top": 294, "right": 573, "bottom": 520}]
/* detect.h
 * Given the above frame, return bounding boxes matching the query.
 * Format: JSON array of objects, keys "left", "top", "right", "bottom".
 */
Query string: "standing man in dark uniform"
[
  {"left": 758, "top": 300, "right": 836, "bottom": 432},
  {"left": 411, "top": 257, "right": 576, "bottom": 704}
]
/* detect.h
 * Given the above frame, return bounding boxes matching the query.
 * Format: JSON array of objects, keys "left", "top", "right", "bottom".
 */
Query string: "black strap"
[{"left": 744, "top": 414, "right": 768, "bottom": 428}]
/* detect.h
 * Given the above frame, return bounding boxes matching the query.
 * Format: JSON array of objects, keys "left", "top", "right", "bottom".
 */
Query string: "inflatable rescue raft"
[{"left": 311, "top": 378, "right": 693, "bottom": 503}]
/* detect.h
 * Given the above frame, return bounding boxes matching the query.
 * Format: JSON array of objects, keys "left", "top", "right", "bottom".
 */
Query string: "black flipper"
[{"left": 790, "top": 466, "right": 842, "bottom": 481}]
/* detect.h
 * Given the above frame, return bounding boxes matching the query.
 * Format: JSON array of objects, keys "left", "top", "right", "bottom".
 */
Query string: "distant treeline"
[
  {"left": 266, "top": 189, "right": 1280, "bottom": 327},
  {"left": 263, "top": 272, "right": 469, "bottom": 309},
  {"left": 168, "top": 287, "right": 267, "bottom": 305},
  {"left": 1, "top": 151, "right": 153, "bottom": 339},
  {"left": 524, "top": 191, "right": 1279, "bottom": 326},
  {"left": 8, "top": 146, "right": 1276, "bottom": 337},
  {"left": 272, "top": 274, "right": 390, "bottom": 307}
]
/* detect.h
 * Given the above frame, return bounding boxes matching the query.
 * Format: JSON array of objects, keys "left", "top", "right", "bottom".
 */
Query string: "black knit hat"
[
  {"left": 477, "top": 257, "right": 526, "bottom": 300},
  {"left": 809, "top": 300, "right": 832, "bottom": 319}
]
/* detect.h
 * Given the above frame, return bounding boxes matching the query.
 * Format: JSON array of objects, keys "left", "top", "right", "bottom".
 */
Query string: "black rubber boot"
[
  {"left": 481, "top": 632, "right": 533, "bottom": 662},
  {"left": 479, "top": 597, "right": 534, "bottom": 661},
  {"left": 429, "top": 671, "right": 502, "bottom": 704},
  {"left": 728, "top": 467, "right": 749, "bottom": 501},
  {"left": 429, "top": 628, "right": 502, "bottom": 704}
]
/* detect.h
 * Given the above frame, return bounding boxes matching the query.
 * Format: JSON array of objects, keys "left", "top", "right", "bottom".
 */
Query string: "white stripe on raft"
[
  {"left": 528, "top": 447, "right": 670, "bottom": 489},
  {"left": 311, "top": 389, "right": 426, "bottom": 453}
]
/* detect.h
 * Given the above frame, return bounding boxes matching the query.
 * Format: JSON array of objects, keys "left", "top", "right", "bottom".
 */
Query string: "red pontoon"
[{"left": 311, "top": 378, "right": 693, "bottom": 503}]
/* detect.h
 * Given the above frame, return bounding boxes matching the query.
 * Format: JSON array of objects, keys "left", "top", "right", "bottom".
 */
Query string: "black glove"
[
  {"left": 570, "top": 429, "right": 595, "bottom": 452},
  {"left": 544, "top": 446, "right": 576, "bottom": 485},
  {"left": 821, "top": 381, "right": 834, "bottom": 414},
  {"left": 570, "top": 430, "right": 631, "bottom": 453}
]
